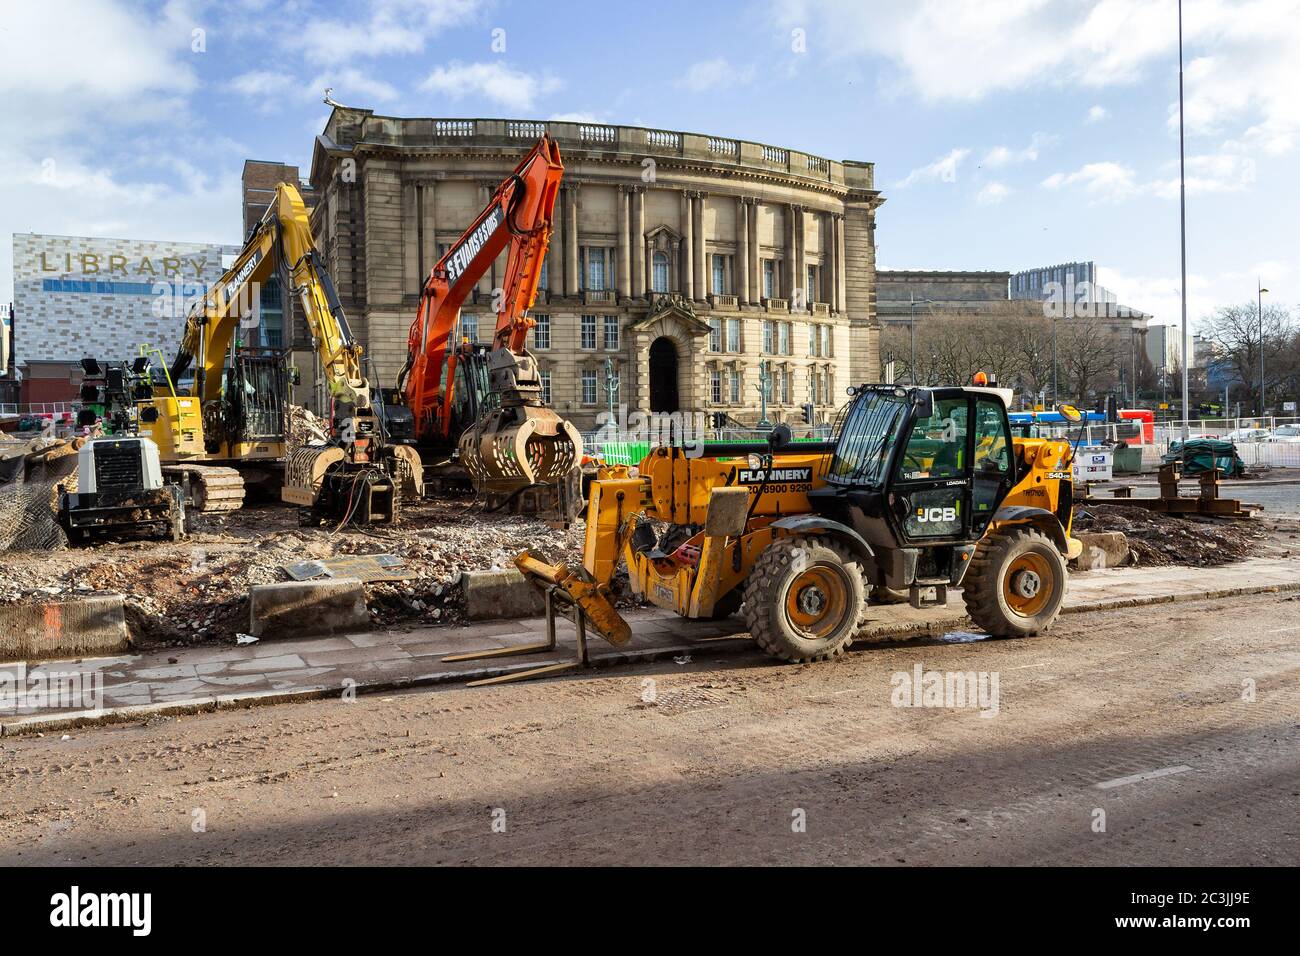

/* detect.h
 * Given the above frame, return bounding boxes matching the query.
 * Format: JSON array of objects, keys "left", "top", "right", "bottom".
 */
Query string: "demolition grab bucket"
[{"left": 458, "top": 405, "right": 583, "bottom": 493}]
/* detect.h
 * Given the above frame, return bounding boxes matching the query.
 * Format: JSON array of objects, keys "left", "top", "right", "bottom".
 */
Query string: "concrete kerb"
[
  {"left": 5, "top": 577, "right": 1299, "bottom": 737},
  {"left": 0, "top": 593, "right": 129, "bottom": 661},
  {"left": 0, "top": 639, "right": 752, "bottom": 737},
  {"left": 248, "top": 577, "right": 369, "bottom": 639}
]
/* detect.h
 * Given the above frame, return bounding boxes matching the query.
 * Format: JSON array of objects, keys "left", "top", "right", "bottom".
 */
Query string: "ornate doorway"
[{"left": 648, "top": 337, "right": 679, "bottom": 413}]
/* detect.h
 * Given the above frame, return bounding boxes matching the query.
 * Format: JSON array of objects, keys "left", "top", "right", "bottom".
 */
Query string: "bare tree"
[{"left": 1199, "top": 302, "right": 1296, "bottom": 413}]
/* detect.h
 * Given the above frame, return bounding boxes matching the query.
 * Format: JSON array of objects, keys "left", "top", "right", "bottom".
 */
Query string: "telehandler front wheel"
[
  {"left": 743, "top": 536, "right": 865, "bottom": 663},
  {"left": 963, "top": 526, "right": 1067, "bottom": 638}
]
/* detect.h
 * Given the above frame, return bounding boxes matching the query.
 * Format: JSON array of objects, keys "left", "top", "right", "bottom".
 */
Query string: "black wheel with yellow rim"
[
  {"left": 742, "top": 536, "right": 866, "bottom": 662},
  {"left": 963, "top": 526, "right": 1067, "bottom": 638}
]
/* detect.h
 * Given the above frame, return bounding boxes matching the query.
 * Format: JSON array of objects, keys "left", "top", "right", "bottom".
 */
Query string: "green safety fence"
[{"left": 586, "top": 437, "right": 828, "bottom": 467}]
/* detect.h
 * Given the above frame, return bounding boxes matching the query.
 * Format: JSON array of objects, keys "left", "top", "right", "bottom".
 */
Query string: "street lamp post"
[
  {"left": 1131, "top": 319, "right": 1144, "bottom": 408},
  {"left": 602, "top": 356, "right": 620, "bottom": 427},
  {"left": 909, "top": 293, "right": 918, "bottom": 384},
  {"left": 755, "top": 359, "right": 772, "bottom": 428},
  {"left": 1177, "top": 0, "right": 1191, "bottom": 441},
  {"left": 1258, "top": 279, "right": 1269, "bottom": 418}
]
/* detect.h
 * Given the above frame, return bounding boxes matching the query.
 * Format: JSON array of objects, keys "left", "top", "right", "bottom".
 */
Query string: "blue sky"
[{"left": 2, "top": 0, "right": 1297, "bottom": 331}]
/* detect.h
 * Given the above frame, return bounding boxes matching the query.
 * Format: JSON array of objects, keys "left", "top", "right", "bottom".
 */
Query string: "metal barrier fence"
[
  {"left": 585, "top": 417, "right": 1300, "bottom": 471},
  {"left": 0, "top": 402, "right": 77, "bottom": 418},
  {"left": 583, "top": 429, "right": 834, "bottom": 467}
]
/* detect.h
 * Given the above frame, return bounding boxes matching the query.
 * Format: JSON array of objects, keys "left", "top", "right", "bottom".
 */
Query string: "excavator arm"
[
  {"left": 399, "top": 135, "right": 581, "bottom": 513},
  {"left": 402, "top": 134, "right": 562, "bottom": 439},
  {"left": 154, "top": 181, "right": 420, "bottom": 522},
  {"left": 170, "top": 183, "right": 369, "bottom": 413}
]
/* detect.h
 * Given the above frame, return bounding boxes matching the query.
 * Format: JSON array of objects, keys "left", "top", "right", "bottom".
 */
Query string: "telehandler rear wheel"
[
  {"left": 743, "top": 536, "right": 865, "bottom": 663},
  {"left": 963, "top": 526, "right": 1067, "bottom": 638}
]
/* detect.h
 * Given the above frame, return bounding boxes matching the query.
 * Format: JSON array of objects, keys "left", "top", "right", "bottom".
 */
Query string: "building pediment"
[{"left": 628, "top": 293, "right": 713, "bottom": 336}]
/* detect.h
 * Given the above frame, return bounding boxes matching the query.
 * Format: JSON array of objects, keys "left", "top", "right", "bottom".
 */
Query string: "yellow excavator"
[
  {"left": 138, "top": 182, "right": 421, "bottom": 520},
  {"left": 449, "top": 382, "right": 1084, "bottom": 683}
]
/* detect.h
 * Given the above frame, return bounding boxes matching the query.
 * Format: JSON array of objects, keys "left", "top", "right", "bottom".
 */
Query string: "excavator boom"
[
  {"left": 399, "top": 135, "right": 580, "bottom": 517},
  {"left": 144, "top": 182, "right": 420, "bottom": 521}
]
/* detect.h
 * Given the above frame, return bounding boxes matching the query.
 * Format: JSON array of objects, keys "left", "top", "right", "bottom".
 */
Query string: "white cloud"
[
  {"left": 0, "top": 0, "right": 197, "bottom": 102},
  {"left": 1044, "top": 152, "right": 1256, "bottom": 202},
  {"left": 1149, "top": 152, "right": 1257, "bottom": 198},
  {"left": 550, "top": 111, "right": 601, "bottom": 123},
  {"left": 293, "top": 0, "right": 486, "bottom": 62},
  {"left": 420, "top": 61, "right": 562, "bottom": 112},
  {"left": 895, "top": 148, "right": 970, "bottom": 188},
  {"left": 1098, "top": 267, "right": 1217, "bottom": 325},
  {"left": 776, "top": 0, "right": 1171, "bottom": 101},
  {"left": 982, "top": 132, "right": 1056, "bottom": 168},
  {"left": 675, "top": 57, "right": 756, "bottom": 92},
  {"left": 1087, "top": 105, "right": 1110, "bottom": 123},
  {"left": 0, "top": 0, "right": 239, "bottom": 301},
  {"left": 777, "top": 0, "right": 1300, "bottom": 157},
  {"left": 227, "top": 71, "right": 296, "bottom": 98},
  {"left": 977, "top": 182, "right": 1012, "bottom": 205},
  {"left": 1042, "top": 162, "right": 1140, "bottom": 203},
  {"left": 311, "top": 68, "right": 400, "bottom": 105}
]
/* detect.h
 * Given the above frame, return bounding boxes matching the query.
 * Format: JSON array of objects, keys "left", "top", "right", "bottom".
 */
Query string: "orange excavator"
[{"left": 394, "top": 134, "right": 583, "bottom": 519}]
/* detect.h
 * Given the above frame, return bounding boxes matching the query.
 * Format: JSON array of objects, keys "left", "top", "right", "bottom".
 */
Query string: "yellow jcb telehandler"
[{"left": 447, "top": 383, "right": 1085, "bottom": 684}]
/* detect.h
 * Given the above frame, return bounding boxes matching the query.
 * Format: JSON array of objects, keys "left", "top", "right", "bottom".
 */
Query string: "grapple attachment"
[{"left": 458, "top": 404, "right": 583, "bottom": 493}]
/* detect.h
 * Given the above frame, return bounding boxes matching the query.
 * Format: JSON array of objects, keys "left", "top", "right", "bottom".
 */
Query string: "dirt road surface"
[{"left": 3, "top": 591, "right": 1298, "bottom": 866}]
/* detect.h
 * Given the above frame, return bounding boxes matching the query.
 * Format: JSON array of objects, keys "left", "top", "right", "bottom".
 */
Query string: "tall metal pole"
[
  {"left": 1051, "top": 315, "right": 1058, "bottom": 405},
  {"left": 1178, "top": 0, "right": 1191, "bottom": 441},
  {"left": 909, "top": 292, "right": 917, "bottom": 384},
  {"left": 1132, "top": 327, "right": 1138, "bottom": 407},
  {"left": 1257, "top": 279, "right": 1267, "bottom": 417}
]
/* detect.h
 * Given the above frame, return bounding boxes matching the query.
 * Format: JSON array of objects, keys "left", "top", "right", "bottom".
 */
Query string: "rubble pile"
[
  {"left": 0, "top": 497, "right": 586, "bottom": 645},
  {"left": 285, "top": 404, "right": 329, "bottom": 449},
  {"left": 1074, "top": 504, "right": 1269, "bottom": 567}
]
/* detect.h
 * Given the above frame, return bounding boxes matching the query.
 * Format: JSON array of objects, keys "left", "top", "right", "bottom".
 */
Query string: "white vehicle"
[
  {"left": 1267, "top": 424, "right": 1300, "bottom": 443},
  {"left": 1224, "top": 427, "right": 1271, "bottom": 443}
]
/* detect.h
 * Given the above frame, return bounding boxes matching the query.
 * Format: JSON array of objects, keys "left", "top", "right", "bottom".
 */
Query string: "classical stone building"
[{"left": 301, "top": 106, "right": 884, "bottom": 430}]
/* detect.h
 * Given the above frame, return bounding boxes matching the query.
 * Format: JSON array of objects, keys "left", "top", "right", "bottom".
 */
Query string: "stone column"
[
  {"left": 472, "top": 182, "right": 493, "bottom": 299},
  {"left": 790, "top": 204, "right": 800, "bottom": 306},
  {"left": 420, "top": 180, "right": 437, "bottom": 281},
  {"left": 692, "top": 192, "right": 706, "bottom": 301},
  {"left": 565, "top": 185, "right": 580, "bottom": 296},
  {"left": 546, "top": 181, "right": 562, "bottom": 296},
  {"left": 835, "top": 212, "right": 848, "bottom": 315},
  {"left": 748, "top": 200, "right": 760, "bottom": 303},
  {"left": 825, "top": 213, "right": 837, "bottom": 312},
  {"left": 401, "top": 179, "right": 420, "bottom": 298},
  {"left": 616, "top": 186, "right": 631, "bottom": 300},
  {"left": 632, "top": 187, "right": 646, "bottom": 297},
  {"left": 737, "top": 197, "right": 750, "bottom": 306},
  {"left": 781, "top": 205, "right": 793, "bottom": 300},
  {"left": 681, "top": 191, "right": 694, "bottom": 300}
]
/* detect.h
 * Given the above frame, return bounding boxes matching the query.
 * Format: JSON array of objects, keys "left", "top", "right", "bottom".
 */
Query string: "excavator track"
[{"left": 162, "top": 465, "right": 245, "bottom": 513}]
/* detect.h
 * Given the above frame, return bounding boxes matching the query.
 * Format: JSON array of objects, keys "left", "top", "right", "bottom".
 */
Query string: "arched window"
[{"left": 652, "top": 252, "right": 670, "bottom": 293}]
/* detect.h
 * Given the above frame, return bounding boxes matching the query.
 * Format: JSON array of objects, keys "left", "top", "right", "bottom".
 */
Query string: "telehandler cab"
[{"left": 449, "top": 382, "right": 1084, "bottom": 684}]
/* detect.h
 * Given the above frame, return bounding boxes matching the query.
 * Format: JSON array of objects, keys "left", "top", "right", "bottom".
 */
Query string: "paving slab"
[{"left": 3, "top": 557, "right": 1298, "bottom": 736}]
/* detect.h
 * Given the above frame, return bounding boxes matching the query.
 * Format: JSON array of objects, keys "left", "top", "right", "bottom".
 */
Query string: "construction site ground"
[
  {"left": 2, "top": 474, "right": 1297, "bottom": 648},
  {"left": 3, "top": 552, "right": 1299, "bottom": 736},
  {"left": 0, "top": 496, "right": 587, "bottom": 644},
  {"left": 2, "top": 586, "right": 1297, "bottom": 865}
]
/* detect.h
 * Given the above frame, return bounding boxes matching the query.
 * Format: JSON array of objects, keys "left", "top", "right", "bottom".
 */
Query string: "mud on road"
[{"left": 2, "top": 590, "right": 1297, "bottom": 866}]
